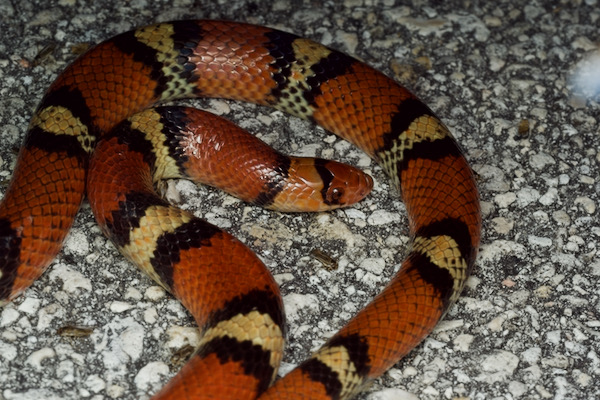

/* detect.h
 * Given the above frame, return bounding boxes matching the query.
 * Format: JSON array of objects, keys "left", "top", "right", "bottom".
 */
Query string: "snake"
[{"left": 0, "top": 20, "right": 481, "bottom": 399}]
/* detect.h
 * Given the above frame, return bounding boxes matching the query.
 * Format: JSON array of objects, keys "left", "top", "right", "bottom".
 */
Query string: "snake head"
[
  {"left": 275, "top": 158, "right": 373, "bottom": 212},
  {"left": 318, "top": 159, "right": 373, "bottom": 208}
]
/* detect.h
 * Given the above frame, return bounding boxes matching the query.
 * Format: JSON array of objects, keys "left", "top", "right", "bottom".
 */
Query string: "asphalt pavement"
[{"left": 0, "top": 1, "right": 599, "bottom": 399}]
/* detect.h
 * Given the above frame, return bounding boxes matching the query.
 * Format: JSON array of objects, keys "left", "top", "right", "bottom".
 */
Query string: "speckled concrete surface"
[{"left": 0, "top": 1, "right": 599, "bottom": 399}]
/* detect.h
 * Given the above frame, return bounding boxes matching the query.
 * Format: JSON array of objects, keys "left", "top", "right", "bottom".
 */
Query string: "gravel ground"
[{"left": 0, "top": 1, "right": 599, "bottom": 399}]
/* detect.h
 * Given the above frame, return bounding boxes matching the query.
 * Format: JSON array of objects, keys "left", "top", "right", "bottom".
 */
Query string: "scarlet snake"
[{"left": 0, "top": 20, "right": 481, "bottom": 399}]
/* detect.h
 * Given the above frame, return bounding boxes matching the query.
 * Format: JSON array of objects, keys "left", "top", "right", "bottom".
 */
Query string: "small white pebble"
[
  {"left": 125, "top": 287, "right": 142, "bottom": 301},
  {"left": 144, "top": 307, "right": 158, "bottom": 324},
  {"left": 491, "top": 217, "right": 514, "bottom": 234},
  {"left": 165, "top": 326, "right": 200, "bottom": 348},
  {"left": 552, "top": 210, "right": 571, "bottom": 225},
  {"left": 109, "top": 301, "right": 134, "bottom": 313},
  {"left": 367, "top": 209, "right": 401, "bottom": 225},
  {"left": 521, "top": 347, "right": 542, "bottom": 365},
  {"left": 0, "top": 341, "right": 18, "bottom": 361},
  {"left": 358, "top": 258, "right": 385, "bottom": 275},
  {"left": 574, "top": 196, "right": 596, "bottom": 214},
  {"left": 453, "top": 334, "right": 474, "bottom": 352},
  {"left": 528, "top": 235, "right": 553, "bottom": 247},
  {"left": 367, "top": 388, "right": 419, "bottom": 400},
  {"left": 477, "top": 350, "right": 519, "bottom": 382},
  {"left": 494, "top": 192, "right": 517, "bottom": 208},
  {"left": 120, "top": 325, "right": 145, "bottom": 361},
  {"left": 26, "top": 348, "right": 56, "bottom": 370},
  {"left": 1, "top": 308, "right": 20, "bottom": 327},
  {"left": 84, "top": 374, "right": 106, "bottom": 393},
  {"left": 145, "top": 286, "right": 166, "bottom": 301},
  {"left": 17, "top": 298, "right": 41, "bottom": 315},
  {"left": 545, "top": 330, "right": 561, "bottom": 345},
  {"left": 134, "top": 361, "right": 170, "bottom": 391}
]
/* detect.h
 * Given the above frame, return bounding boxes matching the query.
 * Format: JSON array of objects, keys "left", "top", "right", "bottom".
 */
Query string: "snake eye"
[{"left": 329, "top": 187, "right": 344, "bottom": 203}]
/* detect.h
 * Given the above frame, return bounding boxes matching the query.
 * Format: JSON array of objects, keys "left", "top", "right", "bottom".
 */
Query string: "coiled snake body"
[{"left": 0, "top": 20, "right": 481, "bottom": 399}]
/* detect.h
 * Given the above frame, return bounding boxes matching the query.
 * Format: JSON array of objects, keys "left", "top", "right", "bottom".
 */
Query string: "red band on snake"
[{"left": 0, "top": 20, "right": 481, "bottom": 400}]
